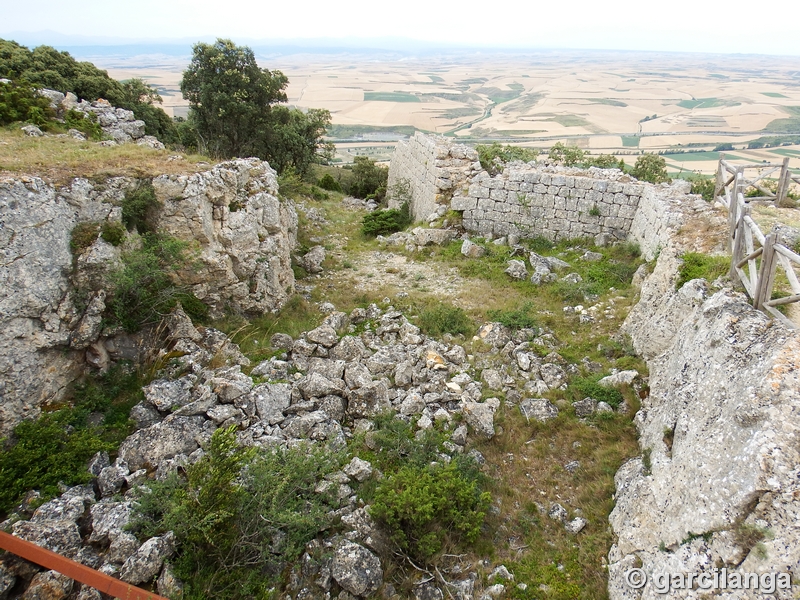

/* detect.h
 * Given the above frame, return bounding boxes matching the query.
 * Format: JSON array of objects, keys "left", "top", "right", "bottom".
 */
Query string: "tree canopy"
[
  {"left": 180, "top": 39, "right": 332, "bottom": 174},
  {"left": 0, "top": 39, "right": 178, "bottom": 144}
]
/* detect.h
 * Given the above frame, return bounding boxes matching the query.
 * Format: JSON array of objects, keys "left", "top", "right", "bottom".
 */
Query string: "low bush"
[
  {"left": 130, "top": 427, "right": 342, "bottom": 599},
  {"left": 676, "top": 252, "right": 729, "bottom": 289},
  {"left": 0, "top": 366, "right": 142, "bottom": 515},
  {"left": 106, "top": 233, "right": 207, "bottom": 332},
  {"left": 568, "top": 375, "right": 624, "bottom": 408},
  {"left": 64, "top": 109, "right": 103, "bottom": 140},
  {"left": 361, "top": 202, "right": 412, "bottom": 237},
  {"left": 121, "top": 181, "right": 159, "bottom": 234},
  {"left": 477, "top": 143, "right": 538, "bottom": 173},
  {"left": 371, "top": 460, "right": 491, "bottom": 563},
  {"left": 689, "top": 176, "right": 715, "bottom": 202},
  {"left": 317, "top": 173, "right": 342, "bottom": 192},
  {"left": 70, "top": 222, "right": 101, "bottom": 254},
  {"left": 418, "top": 302, "right": 474, "bottom": 338},
  {"left": 631, "top": 153, "right": 670, "bottom": 184},
  {"left": 488, "top": 301, "right": 538, "bottom": 330},
  {"left": 548, "top": 142, "right": 586, "bottom": 167},
  {"left": 0, "top": 79, "right": 52, "bottom": 126}
]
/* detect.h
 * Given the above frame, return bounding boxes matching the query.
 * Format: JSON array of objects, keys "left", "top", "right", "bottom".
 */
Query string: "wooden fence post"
[
  {"left": 776, "top": 157, "right": 791, "bottom": 207},
  {"left": 754, "top": 233, "right": 777, "bottom": 310},
  {"left": 728, "top": 171, "right": 743, "bottom": 252},
  {"left": 730, "top": 202, "right": 749, "bottom": 284}
]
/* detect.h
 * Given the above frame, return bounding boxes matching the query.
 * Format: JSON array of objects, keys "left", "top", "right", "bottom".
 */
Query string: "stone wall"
[
  {"left": 387, "top": 132, "right": 481, "bottom": 221},
  {"left": 0, "top": 159, "right": 297, "bottom": 437},
  {"left": 454, "top": 165, "right": 644, "bottom": 242}
]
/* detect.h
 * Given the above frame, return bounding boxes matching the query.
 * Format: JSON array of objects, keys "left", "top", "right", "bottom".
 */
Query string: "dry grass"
[{"left": 0, "top": 128, "right": 214, "bottom": 186}]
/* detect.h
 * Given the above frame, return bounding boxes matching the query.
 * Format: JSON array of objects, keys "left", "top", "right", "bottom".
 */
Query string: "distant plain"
[{"left": 84, "top": 48, "right": 800, "bottom": 175}]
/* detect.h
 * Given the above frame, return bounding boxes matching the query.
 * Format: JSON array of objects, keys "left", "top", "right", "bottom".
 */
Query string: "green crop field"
[
  {"left": 621, "top": 136, "right": 640, "bottom": 147},
  {"left": 587, "top": 98, "right": 628, "bottom": 107},
  {"left": 363, "top": 91, "right": 421, "bottom": 102},
  {"left": 762, "top": 92, "right": 789, "bottom": 98},
  {"left": 663, "top": 151, "right": 723, "bottom": 161},
  {"left": 678, "top": 98, "right": 726, "bottom": 109}
]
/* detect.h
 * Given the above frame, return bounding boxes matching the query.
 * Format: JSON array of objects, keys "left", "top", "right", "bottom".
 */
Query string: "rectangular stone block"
[
  {"left": 607, "top": 182, "right": 623, "bottom": 193},
  {"left": 575, "top": 177, "right": 593, "bottom": 190},
  {"left": 470, "top": 184, "right": 489, "bottom": 198},
  {"left": 519, "top": 182, "right": 533, "bottom": 192},
  {"left": 523, "top": 172, "right": 540, "bottom": 184},
  {"left": 490, "top": 188, "right": 508, "bottom": 201},
  {"left": 552, "top": 175, "right": 566, "bottom": 186},
  {"left": 593, "top": 180, "right": 608, "bottom": 192},
  {"left": 506, "top": 182, "right": 520, "bottom": 191},
  {"left": 540, "top": 174, "right": 552, "bottom": 186},
  {"left": 451, "top": 196, "right": 477, "bottom": 211},
  {"left": 534, "top": 183, "right": 547, "bottom": 194}
]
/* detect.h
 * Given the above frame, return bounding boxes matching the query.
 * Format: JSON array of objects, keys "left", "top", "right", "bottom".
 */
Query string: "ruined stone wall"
[
  {"left": 454, "top": 165, "right": 644, "bottom": 241},
  {"left": 387, "top": 132, "right": 480, "bottom": 221}
]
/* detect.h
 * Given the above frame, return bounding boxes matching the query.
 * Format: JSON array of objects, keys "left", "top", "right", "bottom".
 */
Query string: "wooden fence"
[{"left": 715, "top": 157, "right": 800, "bottom": 328}]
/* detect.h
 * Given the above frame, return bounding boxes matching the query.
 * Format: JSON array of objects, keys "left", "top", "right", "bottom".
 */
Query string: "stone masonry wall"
[
  {"left": 387, "top": 132, "right": 481, "bottom": 221},
  {"left": 454, "top": 164, "right": 644, "bottom": 242}
]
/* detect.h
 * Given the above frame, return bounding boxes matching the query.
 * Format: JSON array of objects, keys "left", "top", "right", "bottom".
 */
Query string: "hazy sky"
[{"left": 2, "top": 0, "right": 800, "bottom": 55}]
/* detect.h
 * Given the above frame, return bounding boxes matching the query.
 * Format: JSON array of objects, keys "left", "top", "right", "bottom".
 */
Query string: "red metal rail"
[{"left": 0, "top": 530, "right": 168, "bottom": 600}]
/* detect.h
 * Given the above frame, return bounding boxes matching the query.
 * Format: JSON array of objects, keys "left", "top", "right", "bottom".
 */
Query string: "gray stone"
[
  {"left": 297, "top": 373, "right": 346, "bottom": 399},
  {"left": 106, "top": 531, "right": 140, "bottom": 564},
  {"left": 580, "top": 251, "right": 603, "bottom": 262},
  {"left": 414, "top": 228, "right": 456, "bottom": 246},
  {"left": 481, "top": 368, "right": 503, "bottom": 390},
  {"left": 344, "top": 363, "right": 373, "bottom": 390},
  {"left": 118, "top": 416, "right": 205, "bottom": 471},
  {"left": 519, "top": 399, "right": 558, "bottom": 422},
  {"left": 88, "top": 501, "right": 132, "bottom": 544},
  {"left": 331, "top": 541, "right": 383, "bottom": 597},
  {"left": 348, "top": 381, "right": 390, "bottom": 418},
  {"left": 12, "top": 519, "right": 81, "bottom": 558},
  {"left": 343, "top": 457, "right": 373, "bottom": 482},
  {"left": 565, "top": 517, "right": 587, "bottom": 534},
  {"left": 572, "top": 397, "right": 597, "bottom": 417},
  {"left": 307, "top": 325, "right": 338, "bottom": 348},
  {"left": 0, "top": 564, "right": 15, "bottom": 598},
  {"left": 269, "top": 332, "right": 294, "bottom": 350},
  {"left": 413, "top": 582, "right": 443, "bottom": 600},
  {"left": 157, "top": 564, "right": 185, "bottom": 598},
  {"left": 597, "top": 370, "right": 638, "bottom": 387},
  {"left": 301, "top": 245, "right": 326, "bottom": 273},
  {"left": 119, "top": 532, "right": 176, "bottom": 585},
  {"left": 462, "top": 398, "right": 500, "bottom": 439},
  {"left": 21, "top": 124, "right": 44, "bottom": 136},
  {"left": 461, "top": 239, "right": 486, "bottom": 258},
  {"left": 143, "top": 377, "right": 195, "bottom": 412},
  {"left": 98, "top": 461, "right": 129, "bottom": 497},
  {"left": 540, "top": 363, "right": 567, "bottom": 389},
  {"left": 504, "top": 260, "right": 529, "bottom": 280},
  {"left": 548, "top": 503, "right": 568, "bottom": 522}
]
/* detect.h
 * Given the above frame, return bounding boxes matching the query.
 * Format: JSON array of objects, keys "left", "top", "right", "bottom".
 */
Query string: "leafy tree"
[
  {"left": 632, "top": 153, "right": 670, "bottom": 184},
  {"left": 180, "top": 39, "right": 331, "bottom": 174},
  {"left": 347, "top": 156, "right": 388, "bottom": 200},
  {"left": 0, "top": 79, "right": 52, "bottom": 125},
  {"left": 548, "top": 142, "right": 586, "bottom": 166},
  {"left": 476, "top": 142, "right": 538, "bottom": 173}
]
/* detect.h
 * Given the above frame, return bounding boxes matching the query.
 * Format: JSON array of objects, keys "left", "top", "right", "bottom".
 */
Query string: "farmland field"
[{"left": 80, "top": 47, "right": 800, "bottom": 174}]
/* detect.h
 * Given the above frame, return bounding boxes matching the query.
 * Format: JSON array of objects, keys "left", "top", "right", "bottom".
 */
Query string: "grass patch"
[
  {"left": 763, "top": 106, "right": 800, "bottom": 134},
  {"left": 662, "top": 151, "right": 722, "bottom": 162},
  {"left": 761, "top": 92, "right": 789, "bottom": 98},
  {"left": 487, "top": 301, "right": 539, "bottom": 330},
  {"left": 0, "top": 127, "right": 212, "bottom": 185},
  {"left": 568, "top": 375, "right": 624, "bottom": 408},
  {"left": 325, "top": 124, "right": 417, "bottom": 139},
  {"left": 417, "top": 301, "right": 475, "bottom": 338},
  {"left": 677, "top": 98, "right": 729, "bottom": 109},
  {"left": 676, "top": 252, "right": 730, "bottom": 288}
]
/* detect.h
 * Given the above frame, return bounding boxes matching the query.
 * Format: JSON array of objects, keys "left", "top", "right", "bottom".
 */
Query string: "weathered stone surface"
[
  {"left": 597, "top": 370, "right": 638, "bottom": 388},
  {"left": 343, "top": 457, "right": 373, "bottom": 482},
  {"left": 21, "top": 570, "right": 73, "bottom": 600},
  {"left": 504, "top": 260, "right": 528, "bottom": 280},
  {"left": 251, "top": 383, "right": 291, "bottom": 425},
  {"left": 118, "top": 416, "right": 205, "bottom": 471},
  {"left": 307, "top": 325, "right": 338, "bottom": 348},
  {"left": 300, "top": 245, "right": 326, "bottom": 273},
  {"left": 297, "top": 373, "right": 346, "bottom": 400},
  {"left": 413, "top": 228, "right": 456, "bottom": 246},
  {"left": 119, "top": 532, "right": 176, "bottom": 585},
  {"left": 143, "top": 377, "right": 195, "bottom": 412},
  {"left": 572, "top": 397, "right": 597, "bottom": 417},
  {"left": 331, "top": 541, "right": 383, "bottom": 597},
  {"left": 461, "top": 398, "right": 500, "bottom": 439},
  {"left": 461, "top": 239, "right": 486, "bottom": 258},
  {"left": 348, "top": 381, "right": 390, "bottom": 418},
  {"left": 12, "top": 520, "right": 81, "bottom": 558},
  {"left": 519, "top": 398, "right": 558, "bottom": 422}
]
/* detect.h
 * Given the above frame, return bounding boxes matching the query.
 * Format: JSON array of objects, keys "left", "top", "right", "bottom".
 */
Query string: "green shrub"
[
  {"left": 689, "top": 176, "right": 715, "bottom": 202},
  {"left": 582, "top": 154, "right": 625, "bottom": 170},
  {"left": 64, "top": 109, "right": 103, "bottom": 140},
  {"left": 358, "top": 412, "right": 448, "bottom": 472},
  {"left": 121, "top": 181, "right": 159, "bottom": 234},
  {"left": 676, "top": 252, "right": 729, "bottom": 289},
  {"left": 130, "top": 427, "right": 342, "bottom": 599},
  {"left": 361, "top": 202, "right": 412, "bottom": 237},
  {"left": 347, "top": 156, "right": 388, "bottom": 200},
  {"left": 317, "top": 173, "right": 342, "bottom": 192},
  {"left": 0, "top": 79, "right": 52, "bottom": 126},
  {"left": 568, "top": 375, "right": 624, "bottom": 408},
  {"left": 106, "top": 233, "right": 207, "bottom": 332},
  {"left": 0, "top": 366, "right": 142, "bottom": 514},
  {"left": 548, "top": 142, "right": 586, "bottom": 167},
  {"left": 70, "top": 222, "right": 100, "bottom": 254},
  {"left": 476, "top": 143, "right": 538, "bottom": 173},
  {"left": 631, "top": 153, "right": 670, "bottom": 184},
  {"left": 370, "top": 461, "right": 490, "bottom": 563},
  {"left": 100, "top": 221, "right": 126, "bottom": 246},
  {"left": 418, "top": 302, "right": 474, "bottom": 338},
  {"left": 488, "top": 301, "right": 538, "bottom": 330}
]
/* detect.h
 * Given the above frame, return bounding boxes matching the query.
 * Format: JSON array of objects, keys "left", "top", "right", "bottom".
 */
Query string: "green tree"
[
  {"left": 632, "top": 153, "right": 670, "bottom": 183},
  {"left": 548, "top": 142, "right": 586, "bottom": 166},
  {"left": 347, "top": 156, "right": 388, "bottom": 200},
  {"left": 180, "top": 39, "right": 331, "bottom": 174}
]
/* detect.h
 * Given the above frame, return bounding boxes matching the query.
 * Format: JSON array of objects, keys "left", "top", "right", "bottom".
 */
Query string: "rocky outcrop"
[
  {"left": 608, "top": 252, "right": 800, "bottom": 599},
  {"left": 152, "top": 158, "right": 297, "bottom": 318},
  {"left": 0, "top": 159, "right": 296, "bottom": 437}
]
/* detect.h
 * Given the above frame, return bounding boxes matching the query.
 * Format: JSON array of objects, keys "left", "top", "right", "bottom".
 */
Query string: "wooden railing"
[
  {"left": 715, "top": 159, "right": 800, "bottom": 328},
  {"left": 0, "top": 530, "right": 167, "bottom": 600},
  {"left": 714, "top": 156, "right": 793, "bottom": 204}
]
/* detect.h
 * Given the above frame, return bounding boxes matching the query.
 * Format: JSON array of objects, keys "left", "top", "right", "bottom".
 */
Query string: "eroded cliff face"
[
  {"left": 608, "top": 250, "right": 800, "bottom": 599},
  {"left": 0, "top": 159, "right": 296, "bottom": 437}
]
